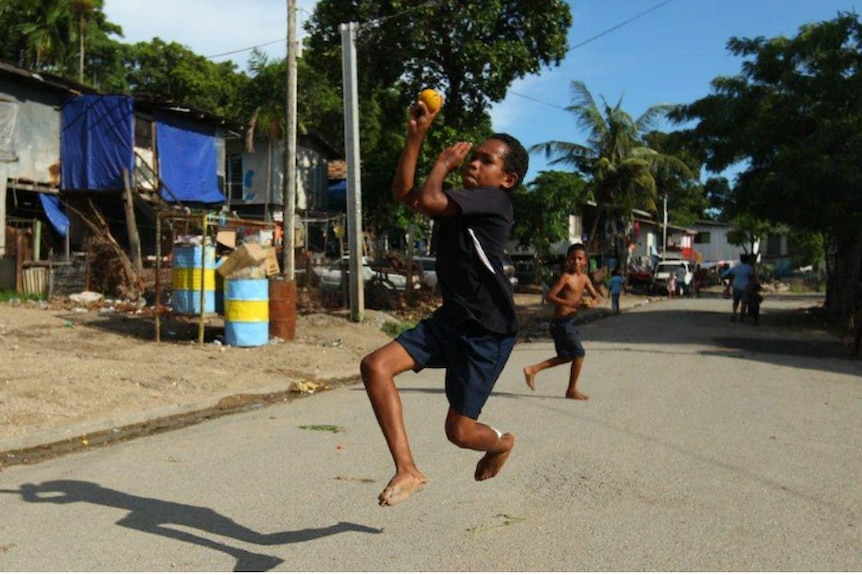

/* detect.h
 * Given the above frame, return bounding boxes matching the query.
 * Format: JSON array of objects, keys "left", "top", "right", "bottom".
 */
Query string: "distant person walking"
[
  {"left": 608, "top": 267, "right": 624, "bottom": 314},
  {"left": 667, "top": 272, "right": 677, "bottom": 300},
  {"left": 722, "top": 254, "right": 757, "bottom": 322},
  {"left": 693, "top": 264, "right": 706, "bottom": 298},
  {"left": 523, "top": 243, "right": 603, "bottom": 400},
  {"left": 675, "top": 263, "right": 688, "bottom": 297}
]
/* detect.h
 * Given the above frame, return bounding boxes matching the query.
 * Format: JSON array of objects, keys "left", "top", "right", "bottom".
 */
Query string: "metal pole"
[
  {"left": 340, "top": 22, "right": 364, "bottom": 322},
  {"left": 283, "top": 0, "right": 298, "bottom": 280},
  {"left": 662, "top": 195, "right": 668, "bottom": 260}
]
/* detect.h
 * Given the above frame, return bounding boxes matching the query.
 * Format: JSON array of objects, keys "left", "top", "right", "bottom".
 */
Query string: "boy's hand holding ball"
[{"left": 416, "top": 88, "right": 444, "bottom": 115}]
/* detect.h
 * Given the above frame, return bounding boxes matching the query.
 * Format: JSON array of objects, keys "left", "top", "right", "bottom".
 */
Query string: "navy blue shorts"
[
  {"left": 549, "top": 314, "right": 585, "bottom": 359},
  {"left": 396, "top": 313, "right": 516, "bottom": 420}
]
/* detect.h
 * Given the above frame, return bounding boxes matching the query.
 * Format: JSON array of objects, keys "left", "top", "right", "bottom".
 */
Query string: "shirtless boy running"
[{"left": 523, "top": 243, "right": 602, "bottom": 399}]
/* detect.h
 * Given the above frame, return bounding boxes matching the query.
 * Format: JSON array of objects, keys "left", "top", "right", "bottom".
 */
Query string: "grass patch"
[
  {"left": 298, "top": 424, "right": 345, "bottom": 433},
  {"left": 0, "top": 290, "right": 45, "bottom": 303},
  {"left": 381, "top": 320, "right": 414, "bottom": 338}
]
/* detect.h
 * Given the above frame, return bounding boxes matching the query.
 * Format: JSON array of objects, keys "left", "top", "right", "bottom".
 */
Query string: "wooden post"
[
  {"left": 198, "top": 213, "right": 207, "bottom": 347},
  {"left": 154, "top": 212, "right": 161, "bottom": 343},
  {"left": 122, "top": 168, "right": 143, "bottom": 272}
]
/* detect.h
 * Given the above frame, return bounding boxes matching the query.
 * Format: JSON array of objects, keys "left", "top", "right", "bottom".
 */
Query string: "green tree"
[
  {"left": 532, "top": 80, "right": 693, "bottom": 263},
  {"left": 305, "top": 0, "right": 571, "bottom": 132},
  {"left": 121, "top": 38, "right": 247, "bottom": 118},
  {"left": 671, "top": 12, "right": 862, "bottom": 324},
  {"left": 643, "top": 131, "right": 708, "bottom": 226},
  {"left": 14, "top": 0, "right": 75, "bottom": 72},
  {"left": 725, "top": 213, "right": 778, "bottom": 257},
  {"left": 0, "top": 0, "right": 125, "bottom": 89},
  {"left": 303, "top": 0, "right": 572, "bottom": 239},
  {"left": 511, "top": 170, "right": 589, "bottom": 282}
]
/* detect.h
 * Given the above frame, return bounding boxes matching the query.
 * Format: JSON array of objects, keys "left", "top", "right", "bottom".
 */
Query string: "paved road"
[{"left": 1, "top": 295, "right": 860, "bottom": 571}]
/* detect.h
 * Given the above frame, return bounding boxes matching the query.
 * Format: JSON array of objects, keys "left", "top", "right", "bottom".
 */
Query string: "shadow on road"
[{"left": 0, "top": 480, "right": 381, "bottom": 572}]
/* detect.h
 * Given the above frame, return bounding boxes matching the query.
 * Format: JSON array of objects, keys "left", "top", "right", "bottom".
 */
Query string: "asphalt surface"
[{"left": 0, "top": 294, "right": 860, "bottom": 571}]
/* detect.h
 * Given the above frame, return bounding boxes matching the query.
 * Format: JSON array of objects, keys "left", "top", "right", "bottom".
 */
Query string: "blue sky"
[{"left": 104, "top": 0, "right": 859, "bottom": 183}]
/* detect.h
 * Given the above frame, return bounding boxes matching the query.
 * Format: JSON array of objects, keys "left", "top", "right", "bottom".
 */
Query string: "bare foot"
[
  {"left": 565, "top": 390, "right": 589, "bottom": 400},
  {"left": 523, "top": 368, "right": 536, "bottom": 391},
  {"left": 474, "top": 433, "right": 515, "bottom": 481},
  {"left": 378, "top": 471, "right": 427, "bottom": 507}
]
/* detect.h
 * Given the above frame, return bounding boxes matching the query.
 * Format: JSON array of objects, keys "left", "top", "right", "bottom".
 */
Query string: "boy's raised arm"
[{"left": 392, "top": 101, "right": 459, "bottom": 217}]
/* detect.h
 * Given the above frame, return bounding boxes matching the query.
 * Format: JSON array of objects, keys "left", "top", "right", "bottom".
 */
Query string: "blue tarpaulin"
[
  {"left": 39, "top": 193, "right": 69, "bottom": 237},
  {"left": 155, "top": 111, "right": 225, "bottom": 204},
  {"left": 61, "top": 95, "right": 135, "bottom": 190}
]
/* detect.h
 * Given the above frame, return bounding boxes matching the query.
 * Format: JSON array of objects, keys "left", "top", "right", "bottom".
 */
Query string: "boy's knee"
[
  {"left": 359, "top": 353, "right": 380, "bottom": 383},
  {"left": 444, "top": 420, "right": 473, "bottom": 448},
  {"left": 445, "top": 427, "right": 469, "bottom": 448}
]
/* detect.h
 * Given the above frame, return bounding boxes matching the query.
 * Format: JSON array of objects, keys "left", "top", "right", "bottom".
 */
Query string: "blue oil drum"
[
  {"left": 224, "top": 278, "right": 269, "bottom": 347},
  {"left": 172, "top": 245, "right": 216, "bottom": 314}
]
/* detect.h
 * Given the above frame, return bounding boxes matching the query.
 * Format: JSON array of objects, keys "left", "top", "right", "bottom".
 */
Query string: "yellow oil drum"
[
  {"left": 172, "top": 245, "right": 216, "bottom": 314},
  {"left": 224, "top": 278, "right": 269, "bottom": 347}
]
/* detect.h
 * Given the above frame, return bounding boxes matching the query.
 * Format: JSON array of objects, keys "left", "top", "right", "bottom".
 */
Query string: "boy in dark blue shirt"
[{"left": 360, "top": 95, "right": 528, "bottom": 507}]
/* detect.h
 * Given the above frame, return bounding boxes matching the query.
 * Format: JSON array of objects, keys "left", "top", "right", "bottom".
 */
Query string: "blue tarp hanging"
[
  {"left": 39, "top": 193, "right": 69, "bottom": 237},
  {"left": 61, "top": 95, "right": 135, "bottom": 190},
  {"left": 155, "top": 111, "right": 225, "bottom": 204}
]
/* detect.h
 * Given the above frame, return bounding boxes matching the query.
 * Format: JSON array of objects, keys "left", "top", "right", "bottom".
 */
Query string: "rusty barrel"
[{"left": 268, "top": 276, "right": 297, "bottom": 341}]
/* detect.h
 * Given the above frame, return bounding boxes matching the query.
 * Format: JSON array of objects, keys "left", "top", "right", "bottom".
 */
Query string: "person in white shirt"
[{"left": 722, "top": 254, "right": 757, "bottom": 322}]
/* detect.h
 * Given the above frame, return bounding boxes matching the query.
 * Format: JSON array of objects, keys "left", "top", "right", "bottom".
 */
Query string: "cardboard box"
[
  {"left": 262, "top": 247, "right": 280, "bottom": 277},
  {"left": 216, "top": 229, "right": 237, "bottom": 249},
  {"left": 217, "top": 243, "right": 269, "bottom": 278}
]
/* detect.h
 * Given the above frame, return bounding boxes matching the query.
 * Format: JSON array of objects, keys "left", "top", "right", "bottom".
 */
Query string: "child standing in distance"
[
  {"left": 359, "top": 95, "right": 528, "bottom": 507},
  {"left": 608, "top": 267, "right": 624, "bottom": 314},
  {"left": 523, "top": 244, "right": 602, "bottom": 400}
]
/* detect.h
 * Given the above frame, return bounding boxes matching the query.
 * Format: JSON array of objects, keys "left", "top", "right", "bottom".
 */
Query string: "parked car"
[
  {"left": 415, "top": 256, "right": 438, "bottom": 289},
  {"left": 652, "top": 260, "right": 693, "bottom": 295},
  {"left": 502, "top": 255, "right": 519, "bottom": 288},
  {"left": 627, "top": 264, "right": 653, "bottom": 293},
  {"left": 414, "top": 255, "right": 518, "bottom": 290},
  {"left": 313, "top": 257, "right": 417, "bottom": 291}
]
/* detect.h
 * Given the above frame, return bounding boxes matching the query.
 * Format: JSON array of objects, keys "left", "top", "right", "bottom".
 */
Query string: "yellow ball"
[{"left": 418, "top": 88, "right": 443, "bottom": 114}]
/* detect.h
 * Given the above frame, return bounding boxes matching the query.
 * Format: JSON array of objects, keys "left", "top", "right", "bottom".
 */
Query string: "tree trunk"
[{"left": 825, "top": 228, "right": 862, "bottom": 328}]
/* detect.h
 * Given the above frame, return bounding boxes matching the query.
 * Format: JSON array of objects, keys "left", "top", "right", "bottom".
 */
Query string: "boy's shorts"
[
  {"left": 396, "top": 312, "right": 516, "bottom": 420},
  {"left": 732, "top": 287, "right": 749, "bottom": 305},
  {"left": 549, "top": 314, "right": 585, "bottom": 359}
]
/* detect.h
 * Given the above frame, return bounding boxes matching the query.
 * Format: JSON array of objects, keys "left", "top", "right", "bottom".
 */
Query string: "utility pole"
[
  {"left": 283, "top": 0, "right": 298, "bottom": 280},
  {"left": 662, "top": 194, "right": 668, "bottom": 260},
  {"left": 340, "top": 22, "right": 364, "bottom": 322}
]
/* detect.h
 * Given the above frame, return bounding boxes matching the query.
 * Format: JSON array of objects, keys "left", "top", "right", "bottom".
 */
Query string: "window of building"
[
  {"left": 694, "top": 231, "right": 711, "bottom": 244},
  {"left": 226, "top": 153, "right": 243, "bottom": 201}
]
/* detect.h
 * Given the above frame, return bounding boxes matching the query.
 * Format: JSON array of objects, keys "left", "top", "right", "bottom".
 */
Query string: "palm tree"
[
  {"left": 244, "top": 50, "right": 287, "bottom": 221},
  {"left": 531, "top": 80, "right": 692, "bottom": 265},
  {"left": 70, "top": 0, "right": 98, "bottom": 83},
  {"left": 16, "top": 0, "right": 75, "bottom": 71}
]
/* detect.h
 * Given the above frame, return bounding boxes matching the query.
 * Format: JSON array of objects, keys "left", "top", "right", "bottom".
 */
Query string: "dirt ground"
[{"left": 0, "top": 284, "right": 574, "bottom": 460}]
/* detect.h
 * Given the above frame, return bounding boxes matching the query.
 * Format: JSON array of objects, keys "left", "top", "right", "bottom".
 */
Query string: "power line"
[
  {"left": 206, "top": 38, "right": 286, "bottom": 59},
  {"left": 568, "top": 0, "right": 675, "bottom": 53},
  {"left": 358, "top": 0, "right": 441, "bottom": 32},
  {"left": 508, "top": 0, "right": 676, "bottom": 108},
  {"left": 204, "top": 7, "right": 315, "bottom": 60}
]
